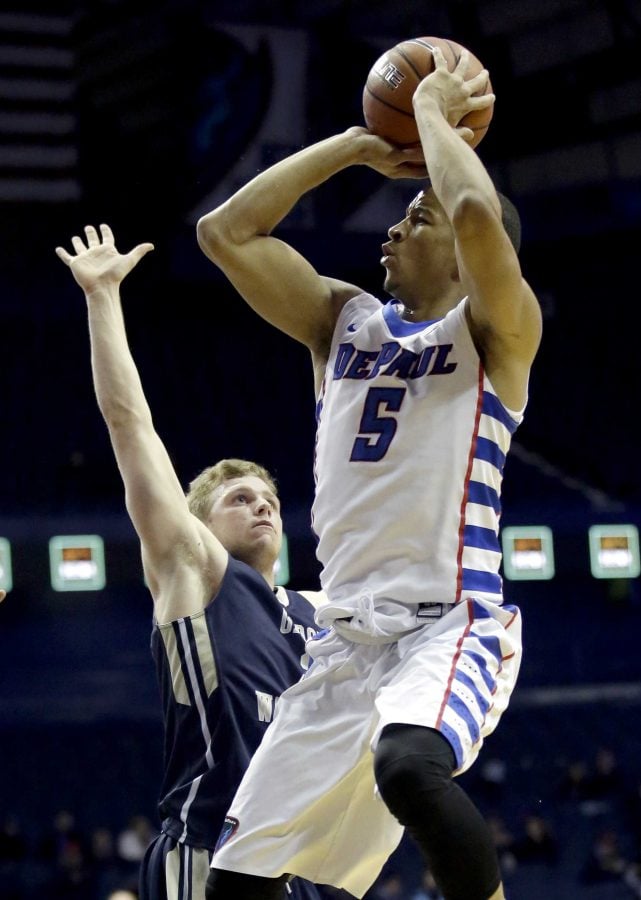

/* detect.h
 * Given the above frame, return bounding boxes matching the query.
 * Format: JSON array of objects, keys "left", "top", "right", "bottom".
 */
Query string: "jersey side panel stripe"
[
  {"left": 461, "top": 568, "right": 502, "bottom": 594},
  {"left": 467, "top": 480, "right": 500, "bottom": 514},
  {"left": 176, "top": 618, "right": 215, "bottom": 767},
  {"left": 455, "top": 363, "right": 485, "bottom": 604},
  {"left": 159, "top": 624, "right": 192, "bottom": 706},
  {"left": 178, "top": 774, "right": 204, "bottom": 844},
  {"left": 481, "top": 389, "right": 520, "bottom": 433}
]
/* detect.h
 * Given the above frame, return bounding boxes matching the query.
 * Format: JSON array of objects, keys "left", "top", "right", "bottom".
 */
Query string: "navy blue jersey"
[{"left": 151, "top": 555, "right": 318, "bottom": 849}]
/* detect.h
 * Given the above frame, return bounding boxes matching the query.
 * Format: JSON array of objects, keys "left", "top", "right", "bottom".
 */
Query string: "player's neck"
[
  {"left": 237, "top": 548, "right": 276, "bottom": 589},
  {"left": 254, "top": 561, "right": 276, "bottom": 589},
  {"left": 244, "top": 560, "right": 274, "bottom": 588},
  {"left": 398, "top": 293, "right": 462, "bottom": 323}
]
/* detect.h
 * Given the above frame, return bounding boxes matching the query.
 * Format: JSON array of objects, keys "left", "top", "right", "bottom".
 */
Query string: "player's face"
[
  {"left": 381, "top": 189, "right": 457, "bottom": 304},
  {"left": 206, "top": 476, "right": 282, "bottom": 567}
]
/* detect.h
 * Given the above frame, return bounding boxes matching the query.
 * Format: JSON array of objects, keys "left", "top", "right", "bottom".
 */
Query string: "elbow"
[
  {"left": 196, "top": 209, "right": 229, "bottom": 261},
  {"left": 99, "top": 400, "right": 148, "bottom": 434},
  {"left": 451, "top": 189, "right": 501, "bottom": 241}
]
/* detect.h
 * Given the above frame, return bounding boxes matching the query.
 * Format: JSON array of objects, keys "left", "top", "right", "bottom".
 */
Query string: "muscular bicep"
[{"left": 197, "top": 214, "right": 360, "bottom": 354}]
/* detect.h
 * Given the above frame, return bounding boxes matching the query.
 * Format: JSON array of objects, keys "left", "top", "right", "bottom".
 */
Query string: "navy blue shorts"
[{"left": 140, "top": 830, "right": 338, "bottom": 900}]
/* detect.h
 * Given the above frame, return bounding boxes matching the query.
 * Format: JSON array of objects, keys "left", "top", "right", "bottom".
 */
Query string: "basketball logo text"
[{"left": 374, "top": 58, "right": 405, "bottom": 90}]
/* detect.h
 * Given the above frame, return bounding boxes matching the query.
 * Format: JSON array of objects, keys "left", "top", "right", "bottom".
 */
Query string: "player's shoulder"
[
  {"left": 323, "top": 277, "right": 367, "bottom": 319},
  {"left": 328, "top": 281, "right": 383, "bottom": 321},
  {"left": 311, "top": 278, "right": 371, "bottom": 365}
]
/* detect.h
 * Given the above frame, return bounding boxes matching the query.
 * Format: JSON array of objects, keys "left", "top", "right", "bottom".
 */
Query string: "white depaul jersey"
[{"left": 312, "top": 293, "right": 524, "bottom": 640}]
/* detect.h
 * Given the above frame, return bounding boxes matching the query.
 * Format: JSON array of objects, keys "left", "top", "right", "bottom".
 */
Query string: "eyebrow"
[{"left": 228, "top": 484, "right": 280, "bottom": 506}]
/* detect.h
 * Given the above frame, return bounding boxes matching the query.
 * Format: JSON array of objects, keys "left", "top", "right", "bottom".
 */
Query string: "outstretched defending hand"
[
  {"left": 0, "top": 590, "right": 6, "bottom": 603},
  {"left": 55, "top": 224, "right": 154, "bottom": 295}
]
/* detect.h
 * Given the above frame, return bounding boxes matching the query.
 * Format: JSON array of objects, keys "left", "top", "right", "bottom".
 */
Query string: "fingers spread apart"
[{"left": 55, "top": 223, "right": 115, "bottom": 263}]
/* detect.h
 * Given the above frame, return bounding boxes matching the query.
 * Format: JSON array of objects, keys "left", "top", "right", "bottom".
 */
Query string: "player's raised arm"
[
  {"left": 197, "top": 129, "right": 426, "bottom": 361},
  {"left": 55, "top": 225, "right": 227, "bottom": 620},
  {"left": 412, "top": 47, "right": 541, "bottom": 410}
]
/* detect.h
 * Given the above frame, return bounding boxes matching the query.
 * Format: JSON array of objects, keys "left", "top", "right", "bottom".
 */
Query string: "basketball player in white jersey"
[
  {"left": 55, "top": 227, "right": 333, "bottom": 900},
  {"left": 198, "top": 48, "right": 542, "bottom": 900}
]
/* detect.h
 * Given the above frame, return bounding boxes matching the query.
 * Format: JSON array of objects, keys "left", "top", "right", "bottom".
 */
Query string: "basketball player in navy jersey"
[
  {"left": 198, "top": 48, "right": 542, "bottom": 900},
  {"left": 55, "top": 227, "right": 332, "bottom": 900}
]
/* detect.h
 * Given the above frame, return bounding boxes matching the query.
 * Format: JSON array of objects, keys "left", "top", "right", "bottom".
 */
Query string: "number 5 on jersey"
[{"left": 350, "top": 387, "right": 406, "bottom": 462}]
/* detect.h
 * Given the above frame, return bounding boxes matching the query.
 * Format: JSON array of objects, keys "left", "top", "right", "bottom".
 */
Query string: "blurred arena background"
[{"left": 1, "top": 1, "right": 640, "bottom": 897}]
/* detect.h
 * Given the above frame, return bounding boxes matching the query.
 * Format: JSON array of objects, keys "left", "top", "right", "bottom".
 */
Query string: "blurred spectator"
[
  {"left": 0, "top": 814, "right": 28, "bottom": 900},
  {"left": 48, "top": 831, "right": 93, "bottom": 900},
  {"left": 409, "top": 868, "right": 445, "bottom": 899},
  {"left": 34, "top": 807, "right": 94, "bottom": 897},
  {"left": 114, "top": 814, "right": 155, "bottom": 890},
  {"left": 90, "top": 826, "right": 115, "bottom": 865},
  {"left": 556, "top": 748, "right": 627, "bottom": 818},
  {"left": 115, "top": 815, "right": 155, "bottom": 863},
  {"left": 38, "top": 809, "right": 85, "bottom": 865},
  {"left": 580, "top": 748, "right": 626, "bottom": 817},
  {"left": 367, "top": 870, "right": 405, "bottom": 899},
  {"left": 580, "top": 827, "right": 627, "bottom": 884},
  {"left": 90, "top": 826, "right": 128, "bottom": 899},
  {"left": 511, "top": 813, "right": 559, "bottom": 866},
  {"left": 585, "top": 748, "right": 624, "bottom": 797},
  {"left": 477, "top": 757, "right": 508, "bottom": 809},
  {"left": 487, "top": 814, "right": 517, "bottom": 877},
  {"left": 624, "top": 862, "right": 641, "bottom": 899},
  {"left": 0, "top": 815, "right": 27, "bottom": 863},
  {"left": 556, "top": 759, "right": 590, "bottom": 804}
]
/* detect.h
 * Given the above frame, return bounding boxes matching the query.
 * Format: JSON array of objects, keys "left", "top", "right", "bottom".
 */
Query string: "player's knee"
[
  {"left": 374, "top": 724, "right": 456, "bottom": 824},
  {"left": 205, "top": 868, "right": 288, "bottom": 900}
]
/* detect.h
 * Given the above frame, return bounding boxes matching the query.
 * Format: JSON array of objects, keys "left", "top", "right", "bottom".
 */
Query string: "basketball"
[{"left": 362, "top": 36, "right": 493, "bottom": 149}]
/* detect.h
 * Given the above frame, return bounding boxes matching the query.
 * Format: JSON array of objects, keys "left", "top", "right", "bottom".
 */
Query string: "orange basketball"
[{"left": 362, "top": 36, "right": 493, "bottom": 148}]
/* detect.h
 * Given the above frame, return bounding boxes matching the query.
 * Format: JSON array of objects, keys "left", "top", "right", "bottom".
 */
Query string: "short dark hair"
[
  {"left": 422, "top": 181, "right": 522, "bottom": 254},
  {"left": 497, "top": 191, "right": 522, "bottom": 254}
]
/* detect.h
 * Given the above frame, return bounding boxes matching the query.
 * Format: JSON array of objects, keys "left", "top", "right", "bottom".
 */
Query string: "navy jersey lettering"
[{"left": 333, "top": 340, "right": 458, "bottom": 383}]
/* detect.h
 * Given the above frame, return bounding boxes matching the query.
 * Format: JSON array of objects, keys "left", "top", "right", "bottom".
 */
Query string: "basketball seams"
[
  {"left": 444, "top": 39, "right": 461, "bottom": 67},
  {"left": 363, "top": 85, "right": 415, "bottom": 120},
  {"left": 410, "top": 37, "right": 458, "bottom": 71},
  {"left": 410, "top": 38, "right": 438, "bottom": 57},
  {"left": 394, "top": 44, "right": 428, "bottom": 82}
]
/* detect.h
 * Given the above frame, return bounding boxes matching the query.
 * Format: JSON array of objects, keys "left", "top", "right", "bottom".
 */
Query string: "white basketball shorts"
[{"left": 212, "top": 598, "right": 522, "bottom": 898}]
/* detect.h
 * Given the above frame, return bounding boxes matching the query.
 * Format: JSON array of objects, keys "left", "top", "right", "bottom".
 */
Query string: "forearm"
[
  {"left": 413, "top": 93, "right": 499, "bottom": 219},
  {"left": 203, "top": 130, "right": 366, "bottom": 245},
  {"left": 86, "top": 286, "right": 152, "bottom": 430}
]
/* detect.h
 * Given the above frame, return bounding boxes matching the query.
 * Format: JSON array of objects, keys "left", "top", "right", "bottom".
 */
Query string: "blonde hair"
[{"left": 186, "top": 458, "right": 278, "bottom": 523}]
